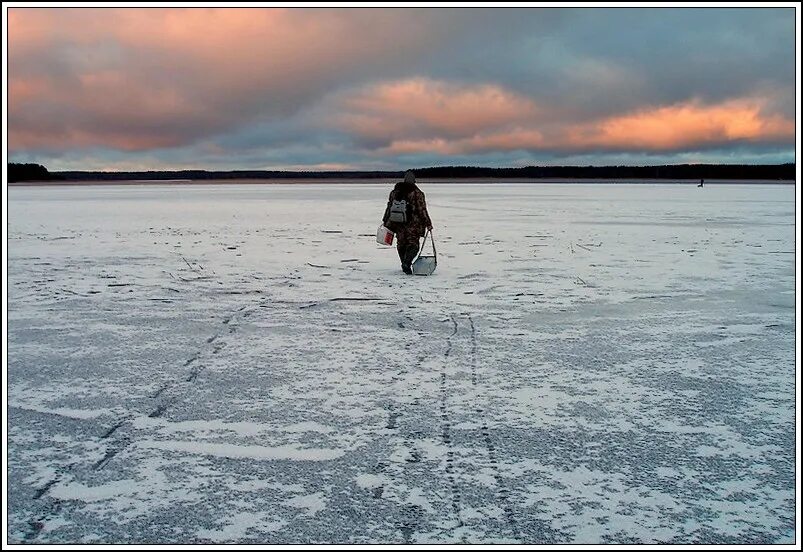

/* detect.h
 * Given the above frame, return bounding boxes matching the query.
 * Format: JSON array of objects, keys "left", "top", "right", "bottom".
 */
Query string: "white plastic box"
[{"left": 376, "top": 225, "right": 394, "bottom": 246}]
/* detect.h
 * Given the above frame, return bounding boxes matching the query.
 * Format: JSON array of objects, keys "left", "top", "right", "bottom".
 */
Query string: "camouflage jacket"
[{"left": 383, "top": 184, "right": 432, "bottom": 243}]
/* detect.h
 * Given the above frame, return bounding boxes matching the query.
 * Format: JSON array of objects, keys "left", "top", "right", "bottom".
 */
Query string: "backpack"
[
  {"left": 388, "top": 199, "right": 411, "bottom": 223},
  {"left": 386, "top": 192, "right": 414, "bottom": 224}
]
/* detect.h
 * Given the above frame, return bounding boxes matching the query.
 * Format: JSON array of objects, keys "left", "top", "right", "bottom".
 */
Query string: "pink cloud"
[
  {"left": 8, "top": 8, "right": 440, "bottom": 151},
  {"left": 382, "top": 129, "right": 547, "bottom": 156},
  {"left": 334, "top": 78, "right": 539, "bottom": 139}
]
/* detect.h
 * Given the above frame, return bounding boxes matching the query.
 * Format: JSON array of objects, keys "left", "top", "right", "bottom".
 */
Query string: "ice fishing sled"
[{"left": 412, "top": 230, "right": 437, "bottom": 276}]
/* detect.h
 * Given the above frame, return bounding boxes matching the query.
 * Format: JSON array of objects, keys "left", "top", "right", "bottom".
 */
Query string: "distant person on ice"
[{"left": 383, "top": 170, "right": 433, "bottom": 274}]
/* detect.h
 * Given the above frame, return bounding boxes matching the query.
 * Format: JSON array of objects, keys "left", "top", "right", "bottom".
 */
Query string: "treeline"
[
  {"left": 8, "top": 162, "right": 795, "bottom": 182},
  {"left": 412, "top": 164, "right": 795, "bottom": 180},
  {"left": 53, "top": 169, "right": 402, "bottom": 181},
  {"left": 8, "top": 163, "right": 64, "bottom": 182}
]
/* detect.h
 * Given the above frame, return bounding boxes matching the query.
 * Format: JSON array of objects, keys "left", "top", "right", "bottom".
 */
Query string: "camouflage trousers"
[{"left": 396, "top": 238, "right": 421, "bottom": 274}]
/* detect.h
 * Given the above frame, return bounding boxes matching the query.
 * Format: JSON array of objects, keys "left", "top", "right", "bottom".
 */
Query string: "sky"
[{"left": 6, "top": 6, "right": 798, "bottom": 171}]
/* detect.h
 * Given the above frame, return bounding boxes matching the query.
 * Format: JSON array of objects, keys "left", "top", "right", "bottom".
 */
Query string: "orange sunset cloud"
[
  {"left": 567, "top": 99, "right": 795, "bottom": 151},
  {"left": 333, "top": 78, "right": 539, "bottom": 140}
]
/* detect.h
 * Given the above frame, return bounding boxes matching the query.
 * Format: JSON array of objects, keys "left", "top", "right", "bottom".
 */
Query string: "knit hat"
[{"left": 404, "top": 170, "right": 416, "bottom": 184}]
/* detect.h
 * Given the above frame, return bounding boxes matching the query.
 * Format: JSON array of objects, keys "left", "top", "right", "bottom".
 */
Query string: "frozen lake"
[{"left": 6, "top": 181, "right": 797, "bottom": 544}]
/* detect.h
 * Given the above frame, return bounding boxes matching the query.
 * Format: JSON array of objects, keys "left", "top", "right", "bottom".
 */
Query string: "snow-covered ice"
[{"left": 6, "top": 182, "right": 797, "bottom": 544}]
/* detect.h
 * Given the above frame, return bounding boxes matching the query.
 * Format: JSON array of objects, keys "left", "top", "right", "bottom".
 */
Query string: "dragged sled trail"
[{"left": 7, "top": 182, "right": 796, "bottom": 544}]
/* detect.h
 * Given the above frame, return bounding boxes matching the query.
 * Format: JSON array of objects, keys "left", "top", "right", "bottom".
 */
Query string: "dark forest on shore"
[{"left": 8, "top": 162, "right": 796, "bottom": 183}]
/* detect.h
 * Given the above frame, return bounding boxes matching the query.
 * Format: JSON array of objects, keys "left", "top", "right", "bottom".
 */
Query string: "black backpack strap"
[{"left": 383, "top": 199, "right": 392, "bottom": 224}]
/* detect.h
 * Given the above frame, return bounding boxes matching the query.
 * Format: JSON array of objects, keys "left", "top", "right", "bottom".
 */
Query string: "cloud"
[
  {"left": 8, "top": 8, "right": 451, "bottom": 152},
  {"left": 327, "top": 78, "right": 539, "bottom": 144},
  {"left": 566, "top": 98, "right": 794, "bottom": 151},
  {"left": 324, "top": 78, "right": 793, "bottom": 156},
  {"left": 423, "top": 8, "right": 795, "bottom": 124},
  {"left": 7, "top": 7, "right": 796, "bottom": 169}
]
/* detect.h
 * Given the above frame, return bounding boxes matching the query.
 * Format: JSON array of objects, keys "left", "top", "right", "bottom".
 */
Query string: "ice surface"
[{"left": 6, "top": 182, "right": 797, "bottom": 544}]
